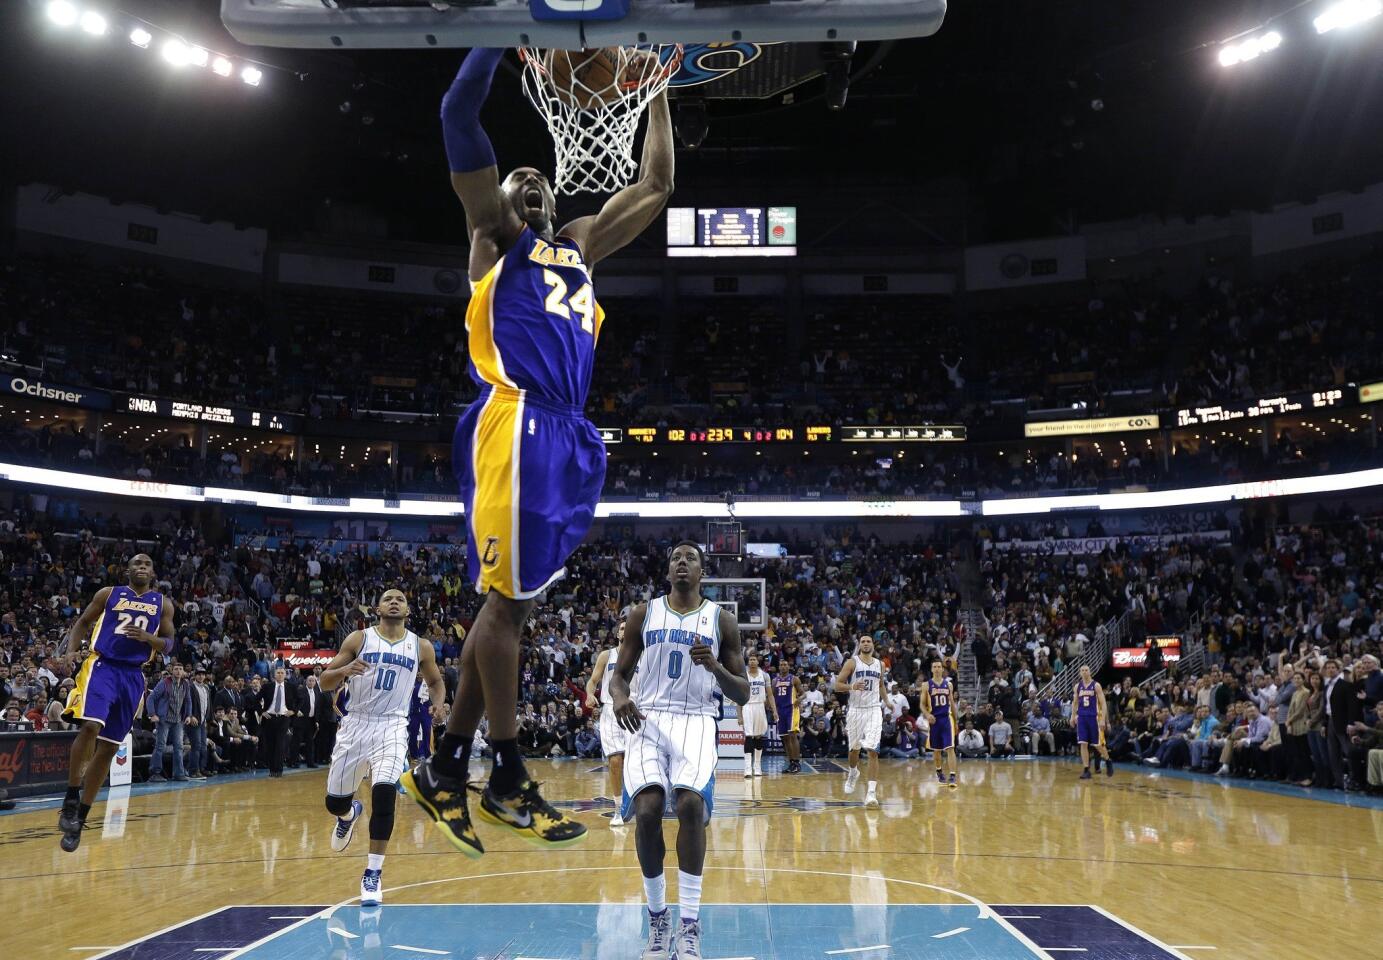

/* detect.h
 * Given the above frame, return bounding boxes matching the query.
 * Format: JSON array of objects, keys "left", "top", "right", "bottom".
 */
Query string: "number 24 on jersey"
[{"left": 542, "top": 269, "right": 595, "bottom": 334}]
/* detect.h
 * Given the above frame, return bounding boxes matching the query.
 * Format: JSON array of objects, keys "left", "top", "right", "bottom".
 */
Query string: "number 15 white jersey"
[
  {"left": 635, "top": 596, "right": 722, "bottom": 717},
  {"left": 340, "top": 627, "right": 421, "bottom": 720}
]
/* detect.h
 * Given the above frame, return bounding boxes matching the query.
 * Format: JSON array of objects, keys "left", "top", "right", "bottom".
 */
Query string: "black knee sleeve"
[
  {"left": 368, "top": 783, "right": 397, "bottom": 841},
  {"left": 325, "top": 793, "right": 354, "bottom": 817}
]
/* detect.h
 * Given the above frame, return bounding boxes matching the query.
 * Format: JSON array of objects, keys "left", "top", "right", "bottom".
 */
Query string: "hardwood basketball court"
[{"left": 4, "top": 758, "right": 1378, "bottom": 959}]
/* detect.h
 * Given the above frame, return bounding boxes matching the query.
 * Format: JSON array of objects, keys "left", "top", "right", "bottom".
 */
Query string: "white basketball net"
[{"left": 519, "top": 45, "right": 683, "bottom": 195}]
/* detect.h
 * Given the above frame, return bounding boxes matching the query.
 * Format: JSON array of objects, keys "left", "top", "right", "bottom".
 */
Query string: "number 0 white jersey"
[
  {"left": 635, "top": 596, "right": 722, "bottom": 716},
  {"left": 340, "top": 627, "right": 421, "bottom": 720},
  {"left": 849, "top": 655, "right": 884, "bottom": 710}
]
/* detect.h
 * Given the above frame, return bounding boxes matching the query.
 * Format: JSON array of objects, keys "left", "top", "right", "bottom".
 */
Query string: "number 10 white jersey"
[
  {"left": 341, "top": 627, "right": 421, "bottom": 720},
  {"left": 635, "top": 596, "right": 722, "bottom": 717}
]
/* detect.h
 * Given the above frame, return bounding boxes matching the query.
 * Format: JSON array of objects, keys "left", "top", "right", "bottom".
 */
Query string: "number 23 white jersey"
[
  {"left": 341, "top": 627, "right": 421, "bottom": 720},
  {"left": 636, "top": 596, "right": 722, "bottom": 717}
]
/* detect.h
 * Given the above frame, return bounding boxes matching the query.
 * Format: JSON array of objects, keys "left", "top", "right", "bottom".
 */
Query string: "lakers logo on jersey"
[{"left": 482, "top": 536, "right": 500, "bottom": 567}]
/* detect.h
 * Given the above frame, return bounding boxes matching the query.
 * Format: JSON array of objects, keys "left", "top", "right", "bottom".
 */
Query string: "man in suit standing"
[
  {"left": 259, "top": 667, "right": 299, "bottom": 777},
  {"left": 296, "top": 674, "right": 328, "bottom": 767},
  {"left": 1324, "top": 659, "right": 1361, "bottom": 789},
  {"left": 314, "top": 677, "right": 338, "bottom": 765}
]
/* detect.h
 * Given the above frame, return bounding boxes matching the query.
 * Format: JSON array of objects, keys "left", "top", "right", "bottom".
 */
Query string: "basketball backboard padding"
[{"left": 220, "top": 0, "right": 947, "bottom": 48}]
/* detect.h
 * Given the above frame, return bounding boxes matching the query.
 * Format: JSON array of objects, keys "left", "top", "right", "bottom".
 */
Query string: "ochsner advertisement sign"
[{"left": 5, "top": 377, "right": 111, "bottom": 410}]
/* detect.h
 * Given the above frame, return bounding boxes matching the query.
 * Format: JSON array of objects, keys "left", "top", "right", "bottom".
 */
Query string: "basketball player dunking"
[
  {"left": 922, "top": 659, "right": 959, "bottom": 789},
  {"left": 834, "top": 635, "right": 888, "bottom": 807},
  {"left": 586, "top": 617, "right": 635, "bottom": 827},
  {"left": 58, "top": 554, "right": 174, "bottom": 852},
  {"left": 320, "top": 589, "right": 447, "bottom": 905},
  {"left": 403, "top": 47, "right": 675, "bottom": 854},
  {"left": 738, "top": 653, "right": 777, "bottom": 777},
  {"left": 612, "top": 541, "right": 749, "bottom": 960},
  {"left": 1075, "top": 664, "right": 1113, "bottom": 780},
  {"left": 772, "top": 657, "right": 805, "bottom": 773}
]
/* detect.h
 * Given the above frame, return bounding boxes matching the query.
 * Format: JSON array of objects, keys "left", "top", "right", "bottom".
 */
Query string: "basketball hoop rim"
[{"left": 518, "top": 44, "right": 685, "bottom": 92}]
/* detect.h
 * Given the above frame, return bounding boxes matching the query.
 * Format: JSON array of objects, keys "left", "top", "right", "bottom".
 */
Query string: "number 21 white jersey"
[
  {"left": 636, "top": 596, "right": 722, "bottom": 717},
  {"left": 341, "top": 627, "right": 421, "bottom": 720}
]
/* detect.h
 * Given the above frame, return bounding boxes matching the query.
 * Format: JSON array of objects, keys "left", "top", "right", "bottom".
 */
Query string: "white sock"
[
  {"left": 367, "top": 853, "right": 384, "bottom": 872},
  {"left": 867, "top": 780, "right": 876, "bottom": 793},
  {"left": 677, "top": 870, "right": 703, "bottom": 923},
  {"left": 754, "top": 749, "right": 763, "bottom": 770},
  {"left": 644, "top": 872, "right": 666, "bottom": 914}
]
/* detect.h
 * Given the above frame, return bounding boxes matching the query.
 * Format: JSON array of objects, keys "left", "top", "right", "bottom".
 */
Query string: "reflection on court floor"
[{"left": 83, "top": 903, "right": 1195, "bottom": 960}]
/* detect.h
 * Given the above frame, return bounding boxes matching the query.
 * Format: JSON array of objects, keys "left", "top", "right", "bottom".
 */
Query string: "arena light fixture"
[
  {"left": 187, "top": 45, "right": 209, "bottom": 68},
  {"left": 241, "top": 65, "right": 263, "bottom": 86},
  {"left": 161, "top": 38, "right": 190, "bottom": 67},
  {"left": 1218, "top": 30, "right": 1284, "bottom": 66},
  {"left": 79, "top": 10, "right": 107, "bottom": 35},
  {"left": 129, "top": 26, "right": 152, "bottom": 47},
  {"left": 212, "top": 56, "right": 234, "bottom": 77},
  {"left": 1314, "top": 0, "right": 1382, "bottom": 33},
  {"left": 46, "top": 0, "right": 79, "bottom": 28}
]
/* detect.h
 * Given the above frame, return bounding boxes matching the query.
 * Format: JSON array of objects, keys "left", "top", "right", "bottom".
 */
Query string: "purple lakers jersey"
[
  {"left": 771, "top": 674, "right": 796, "bottom": 716},
  {"left": 928, "top": 678, "right": 952, "bottom": 716},
  {"left": 465, "top": 226, "right": 606, "bottom": 407},
  {"left": 1076, "top": 681, "right": 1099, "bottom": 718},
  {"left": 92, "top": 586, "right": 164, "bottom": 666}
]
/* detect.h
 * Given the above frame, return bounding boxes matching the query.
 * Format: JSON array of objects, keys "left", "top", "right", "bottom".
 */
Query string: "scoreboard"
[{"left": 666, "top": 207, "right": 797, "bottom": 256}]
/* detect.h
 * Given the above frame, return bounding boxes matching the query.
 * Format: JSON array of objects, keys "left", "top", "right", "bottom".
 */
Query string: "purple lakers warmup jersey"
[
  {"left": 92, "top": 586, "right": 165, "bottom": 666},
  {"left": 1077, "top": 681, "right": 1099, "bottom": 717},
  {"left": 465, "top": 226, "right": 605, "bottom": 406},
  {"left": 928, "top": 679, "right": 952, "bottom": 716}
]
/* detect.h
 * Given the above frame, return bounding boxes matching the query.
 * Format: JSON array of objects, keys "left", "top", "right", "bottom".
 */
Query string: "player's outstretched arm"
[
  {"left": 694, "top": 608, "right": 749, "bottom": 705},
  {"left": 63, "top": 587, "right": 112, "bottom": 663},
  {"left": 318, "top": 631, "right": 368, "bottom": 692},
  {"left": 418, "top": 639, "right": 449, "bottom": 724},
  {"left": 611, "top": 604, "right": 648, "bottom": 732},
  {"left": 441, "top": 49, "right": 523, "bottom": 278},
  {"left": 563, "top": 92, "right": 673, "bottom": 266},
  {"left": 832, "top": 660, "right": 856, "bottom": 694}
]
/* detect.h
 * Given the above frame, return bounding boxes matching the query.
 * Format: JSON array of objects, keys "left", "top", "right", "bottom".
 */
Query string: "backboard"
[{"left": 220, "top": 0, "right": 947, "bottom": 49}]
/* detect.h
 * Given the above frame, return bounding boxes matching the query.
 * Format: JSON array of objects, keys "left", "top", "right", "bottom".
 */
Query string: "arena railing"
[
  {"left": 1, "top": 461, "right": 1383, "bottom": 519},
  {"left": 1032, "top": 610, "right": 1131, "bottom": 705}
]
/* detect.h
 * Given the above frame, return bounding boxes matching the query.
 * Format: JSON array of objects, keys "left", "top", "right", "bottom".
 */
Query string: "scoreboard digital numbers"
[{"left": 666, "top": 206, "right": 797, "bottom": 257}]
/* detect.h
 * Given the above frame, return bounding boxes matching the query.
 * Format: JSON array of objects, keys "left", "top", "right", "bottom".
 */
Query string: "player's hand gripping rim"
[{"left": 614, "top": 695, "right": 644, "bottom": 733}]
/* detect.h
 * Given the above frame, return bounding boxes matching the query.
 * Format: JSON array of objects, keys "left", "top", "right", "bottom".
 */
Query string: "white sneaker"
[
  {"left": 1215, "top": 764, "right": 1230, "bottom": 777},
  {"left": 844, "top": 768, "right": 859, "bottom": 794},
  {"left": 864, "top": 790, "right": 879, "bottom": 808},
  {"left": 331, "top": 800, "right": 364, "bottom": 852},
  {"left": 676, "top": 918, "right": 702, "bottom": 960},
  {"left": 610, "top": 812, "right": 625, "bottom": 827},
  {"left": 360, "top": 868, "right": 383, "bottom": 906},
  {"left": 642, "top": 909, "right": 672, "bottom": 960},
  {"left": 1143, "top": 757, "right": 1161, "bottom": 766}
]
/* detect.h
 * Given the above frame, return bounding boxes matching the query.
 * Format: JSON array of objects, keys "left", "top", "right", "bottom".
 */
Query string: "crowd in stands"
[
  {"left": 3, "top": 493, "right": 1381, "bottom": 793},
  {"left": 4, "top": 242, "right": 1382, "bottom": 439}
]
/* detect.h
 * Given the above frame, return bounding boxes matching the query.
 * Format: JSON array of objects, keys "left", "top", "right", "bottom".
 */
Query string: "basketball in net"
[{"left": 519, "top": 45, "right": 683, "bottom": 195}]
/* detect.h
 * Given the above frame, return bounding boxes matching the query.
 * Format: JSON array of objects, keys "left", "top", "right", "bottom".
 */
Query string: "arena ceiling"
[{"left": 3, "top": 0, "right": 1382, "bottom": 244}]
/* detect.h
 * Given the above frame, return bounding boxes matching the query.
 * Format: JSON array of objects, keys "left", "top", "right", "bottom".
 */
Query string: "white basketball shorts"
[
  {"left": 621, "top": 709, "right": 716, "bottom": 823},
  {"left": 598, "top": 703, "right": 629, "bottom": 757},
  {"left": 846, "top": 708, "right": 883, "bottom": 752},
  {"left": 327, "top": 714, "right": 409, "bottom": 796},
  {"left": 742, "top": 702, "right": 768, "bottom": 738}
]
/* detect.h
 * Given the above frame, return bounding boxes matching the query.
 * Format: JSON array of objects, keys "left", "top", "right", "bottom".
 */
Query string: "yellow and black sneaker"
[
  {"left": 477, "top": 779, "right": 588, "bottom": 848},
  {"left": 399, "top": 757, "right": 484, "bottom": 859}
]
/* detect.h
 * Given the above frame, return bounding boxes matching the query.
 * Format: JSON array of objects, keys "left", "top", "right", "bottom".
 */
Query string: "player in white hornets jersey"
[
  {"left": 611, "top": 541, "right": 749, "bottom": 960},
  {"left": 738, "top": 652, "right": 777, "bottom": 777},
  {"left": 586, "top": 616, "right": 636, "bottom": 827},
  {"left": 319, "top": 588, "right": 447, "bottom": 906},
  {"left": 833, "top": 635, "right": 888, "bottom": 807}
]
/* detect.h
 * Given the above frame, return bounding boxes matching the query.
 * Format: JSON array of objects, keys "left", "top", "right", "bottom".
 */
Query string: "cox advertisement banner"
[
  {"left": 276, "top": 647, "right": 336, "bottom": 670},
  {"left": 990, "top": 530, "right": 1229, "bottom": 555}
]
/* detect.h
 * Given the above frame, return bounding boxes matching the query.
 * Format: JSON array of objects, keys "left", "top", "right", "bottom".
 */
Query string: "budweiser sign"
[{"left": 275, "top": 647, "right": 335, "bottom": 670}]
